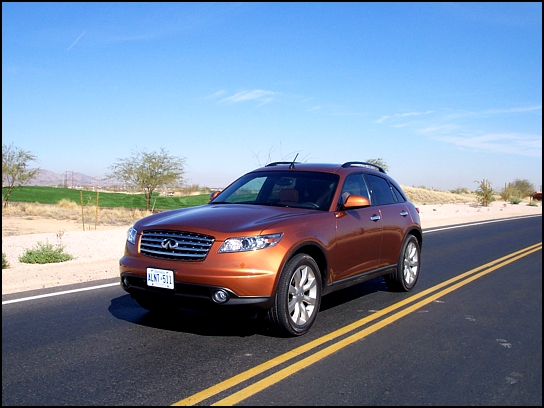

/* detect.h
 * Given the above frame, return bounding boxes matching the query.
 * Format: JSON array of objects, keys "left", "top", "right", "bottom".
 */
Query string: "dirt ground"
[{"left": 2, "top": 200, "right": 541, "bottom": 295}]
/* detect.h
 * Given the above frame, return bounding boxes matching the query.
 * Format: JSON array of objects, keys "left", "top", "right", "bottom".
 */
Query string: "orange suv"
[{"left": 119, "top": 161, "right": 422, "bottom": 336}]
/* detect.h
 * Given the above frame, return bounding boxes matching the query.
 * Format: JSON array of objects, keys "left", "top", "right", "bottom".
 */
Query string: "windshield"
[{"left": 211, "top": 171, "right": 339, "bottom": 211}]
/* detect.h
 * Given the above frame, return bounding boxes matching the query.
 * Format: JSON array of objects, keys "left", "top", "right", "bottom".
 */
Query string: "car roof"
[{"left": 252, "top": 161, "right": 387, "bottom": 175}]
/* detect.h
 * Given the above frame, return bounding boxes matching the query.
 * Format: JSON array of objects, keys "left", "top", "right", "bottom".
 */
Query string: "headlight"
[
  {"left": 127, "top": 226, "right": 138, "bottom": 245},
  {"left": 218, "top": 233, "right": 283, "bottom": 253}
]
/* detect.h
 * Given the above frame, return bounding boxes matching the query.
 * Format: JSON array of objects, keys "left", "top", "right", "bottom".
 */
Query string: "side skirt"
[{"left": 322, "top": 265, "right": 396, "bottom": 296}]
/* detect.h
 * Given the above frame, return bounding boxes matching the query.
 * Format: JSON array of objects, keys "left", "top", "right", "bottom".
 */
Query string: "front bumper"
[{"left": 120, "top": 272, "right": 273, "bottom": 310}]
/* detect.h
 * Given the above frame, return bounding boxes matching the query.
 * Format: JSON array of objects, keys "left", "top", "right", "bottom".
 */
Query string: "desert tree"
[
  {"left": 366, "top": 158, "right": 389, "bottom": 172},
  {"left": 2, "top": 143, "right": 39, "bottom": 207},
  {"left": 499, "top": 178, "right": 535, "bottom": 203},
  {"left": 474, "top": 179, "right": 495, "bottom": 207},
  {"left": 511, "top": 179, "right": 535, "bottom": 199},
  {"left": 106, "top": 148, "right": 186, "bottom": 211}
]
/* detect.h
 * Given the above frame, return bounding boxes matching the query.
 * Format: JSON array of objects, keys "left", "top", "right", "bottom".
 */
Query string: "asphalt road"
[{"left": 2, "top": 216, "right": 542, "bottom": 406}]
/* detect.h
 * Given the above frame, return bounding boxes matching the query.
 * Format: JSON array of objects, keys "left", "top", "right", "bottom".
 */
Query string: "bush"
[
  {"left": 511, "top": 179, "right": 535, "bottom": 198},
  {"left": 450, "top": 187, "right": 471, "bottom": 194},
  {"left": 509, "top": 197, "right": 522, "bottom": 205},
  {"left": 57, "top": 198, "right": 79, "bottom": 210},
  {"left": 474, "top": 179, "right": 495, "bottom": 207},
  {"left": 2, "top": 252, "right": 9, "bottom": 269},
  {"left": 500, "top": 183, "right": 517, "bottom": 201},
  {"left": 500, "top": 179, "right": 535, "bottom": 201},
  {"left": 528, "top": 201, "right": 539, "bottom": 207},
  {"left": 18, "top": 241, "right": 74, "bottom": 264}
]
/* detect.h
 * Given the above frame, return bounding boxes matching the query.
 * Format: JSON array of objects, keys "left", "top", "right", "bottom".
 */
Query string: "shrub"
[
  {"left": 500, "top": 179, "right": 535, "bottom": 200},
  {"left": 450, "top": 187, "right": 471, "bottom": 194},
  {"left": 18, "top": 241, "right": 74, "bottom": 264},
  {"left": 474, "top": 179, "right": 495, "bottom": 207},
  {"left": 509, "top": 197, "right": 522, "bottom": 205},
  {"left": 57, "top": 198, "right": 79, "bottom": 210},
  {"left": 511, "top": 179, "right": 535, "bottom": 198},
  {"left": 2, "top": 252, "right": 9, "bottom": 269},
  {"left": 500, "top": 183, "right": 517, "bottom": 201},
  {"left": 528, "top": 201, "right": 539, "bottom": 207}
]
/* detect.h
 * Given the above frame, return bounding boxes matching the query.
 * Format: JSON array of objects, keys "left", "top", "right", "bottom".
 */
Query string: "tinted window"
[
  {"left": 339, "top": 173, "right": 370, "bottom": 204},
  {"left": 366, "top": 174, "right": 395, "bottom": 205},
  {"left": 391, "top": 185, "right": 406, "bottom": 202},
  {"left": 213, "top": 171, "right": 339, "bottom": 210}
]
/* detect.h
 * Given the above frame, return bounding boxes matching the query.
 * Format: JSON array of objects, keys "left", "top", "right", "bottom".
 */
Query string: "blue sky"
[{"left": 2, "top": 2, "right": 542, "bottom": 191}]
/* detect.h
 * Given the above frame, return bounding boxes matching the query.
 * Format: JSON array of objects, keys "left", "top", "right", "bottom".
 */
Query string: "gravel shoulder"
[{"left": 2, "top": 201, "right": 541, "bottom": 295}]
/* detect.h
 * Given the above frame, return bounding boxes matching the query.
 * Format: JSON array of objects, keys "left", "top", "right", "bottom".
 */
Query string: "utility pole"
[{"left": 65, "top": 171, "right": 73, "bottom": 188}]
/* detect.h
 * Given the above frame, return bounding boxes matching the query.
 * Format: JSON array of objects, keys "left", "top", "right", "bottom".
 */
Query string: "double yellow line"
[{"left": 173, "top": 242, "right": 542, "bottom": 406}]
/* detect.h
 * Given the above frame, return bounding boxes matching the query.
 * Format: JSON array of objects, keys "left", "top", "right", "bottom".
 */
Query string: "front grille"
[{"left": 140, "top": 230, "right": 215, "bottom": 261}]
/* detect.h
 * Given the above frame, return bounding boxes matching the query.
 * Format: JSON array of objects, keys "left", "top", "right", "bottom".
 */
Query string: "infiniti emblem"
[{"left": 161, "top": 238, "right": 178, "bottom": 250}]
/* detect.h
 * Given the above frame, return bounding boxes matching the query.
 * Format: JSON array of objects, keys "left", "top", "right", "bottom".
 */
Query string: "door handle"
[
  {"left": 400, "top": 211, "right": 409, "bottom": 217},
  {"left": 370, "top": 215, "right": 381, "bottom": 221}
]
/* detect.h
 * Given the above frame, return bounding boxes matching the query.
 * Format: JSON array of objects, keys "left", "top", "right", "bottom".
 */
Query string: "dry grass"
[
  {"left": 1, "top": 187, "right": 480, "bottom": 224},
  {"left": 401, "top": 186, "right": 477, "bottom": 205},
  {"left": 2, "top": 201, "right": 151, "bottom": 226}
]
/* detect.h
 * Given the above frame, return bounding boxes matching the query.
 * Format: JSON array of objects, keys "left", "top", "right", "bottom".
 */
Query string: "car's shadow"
[
  {"left": 319, "top": 277, "right": 389, "bottom": 312},
  {"left": 108, "top": 277, "right": 391, "bottom": 337},
  {"left": 108, "top": 294, "right": 269, "bottom": 337}
]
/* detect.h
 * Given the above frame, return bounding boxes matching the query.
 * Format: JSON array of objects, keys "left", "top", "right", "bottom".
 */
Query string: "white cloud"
[
  {"left": 220, "top": 89, "right": 277, "bottom": 105},
  {"left": 417, "top": 124, "right": 459, "bottom": 134},
  {"left": 433, "top": 133, "right": 542, "bottom": 157},
  {"left": 307, "top": 105, "right": 323, "bottom": 112},
  {"left": 203, "top": 90, "right": 226, "bottom": 99},
  {"left": 444, "top": 105, "right": 542, "bottom": 120},
  {"left": 375, "top": 110, "right": 434, "bottom": 123},
  {"left": 375, "top": 115, "right": 391, "bottom": 124}
]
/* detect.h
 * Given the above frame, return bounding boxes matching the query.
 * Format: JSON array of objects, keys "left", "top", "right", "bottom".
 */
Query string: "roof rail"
[
  {"left": 341, "top": 161, "right": 386, "bottom": 173},
  {"left": 264, "top": 162, "right": 300, "bottom": 169},
  {"left": 266, "top": 161, "right": 293, "bottom": 166},
  {"left": 267, "top": 153, "right": 300, "bottom": 169}
]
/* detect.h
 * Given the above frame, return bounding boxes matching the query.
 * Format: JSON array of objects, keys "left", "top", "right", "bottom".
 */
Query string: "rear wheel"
[
  {"left": 385, "top": 235, "right": 420, "bottom": 292},
  {"left": 266, "top": 254, "right": 322, "bottom": 337}
]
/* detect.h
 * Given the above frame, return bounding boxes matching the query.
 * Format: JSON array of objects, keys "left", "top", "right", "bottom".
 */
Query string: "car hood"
[{"left": 134, "top": 204, "right": 314, "bottom": 238}]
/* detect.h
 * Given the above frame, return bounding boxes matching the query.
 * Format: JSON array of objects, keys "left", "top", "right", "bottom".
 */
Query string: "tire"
[
  {"left": 385, "top": 234, "right": 420, "bottom": 292},
  {"left": 266, "top": 254, "right": 322, "bottom": 337}
]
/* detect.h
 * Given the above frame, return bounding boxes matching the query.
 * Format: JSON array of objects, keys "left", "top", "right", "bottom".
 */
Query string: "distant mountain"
[{"left": 25, "top": 169, "right": 120, "bottom": 188}]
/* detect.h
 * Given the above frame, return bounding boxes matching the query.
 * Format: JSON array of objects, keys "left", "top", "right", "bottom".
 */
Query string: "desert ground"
[{"left": 2, "top": 200, "right": 542, "bottom": 295}]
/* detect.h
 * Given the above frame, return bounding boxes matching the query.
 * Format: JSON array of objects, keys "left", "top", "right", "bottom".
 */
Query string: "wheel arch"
[
  {"left": 408, "top": 227, "right": 423, "bottom": 250},
  {"left": 286, "top": 242, "right": 329, "bottom": 288}
]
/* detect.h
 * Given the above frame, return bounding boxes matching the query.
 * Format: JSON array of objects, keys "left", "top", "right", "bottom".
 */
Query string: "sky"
[{"left": 2, "top": 2, "right": 542, "bottom": 191}]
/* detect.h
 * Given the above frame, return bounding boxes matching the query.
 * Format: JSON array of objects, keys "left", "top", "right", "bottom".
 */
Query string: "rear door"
[{"left": 365, "top": 174, "right": 410, "bottom": 266}]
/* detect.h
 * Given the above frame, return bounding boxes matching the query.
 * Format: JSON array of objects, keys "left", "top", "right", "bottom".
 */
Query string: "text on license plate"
[{"left": 146, "top": 268, "right": 174, "bottom": 289}]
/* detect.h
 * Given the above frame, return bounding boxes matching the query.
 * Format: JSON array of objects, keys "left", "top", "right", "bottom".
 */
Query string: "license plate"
[{"left": 146, "top": 268, "right": 174, "bottom": 290}]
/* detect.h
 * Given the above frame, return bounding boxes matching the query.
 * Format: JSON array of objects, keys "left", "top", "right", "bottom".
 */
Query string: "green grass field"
[{"left": 2, "top": 186, "right": 210, "bottom": 210}]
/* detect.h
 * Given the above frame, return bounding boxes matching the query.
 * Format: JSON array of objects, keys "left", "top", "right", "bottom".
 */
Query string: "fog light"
[
  {"left": 121, "top": 276, "right": 129, "bottom": 288},
  {"left": 212, "top": 290, "right": 229, "bottom": 303}
]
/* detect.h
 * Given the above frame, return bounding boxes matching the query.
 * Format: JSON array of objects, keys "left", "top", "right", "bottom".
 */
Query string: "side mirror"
[
  {"left": 209, "top": 190, "right": 221, "bottom": 202},
  {"left": 342, "top": 194, "right": 371, "bottom": 209}
]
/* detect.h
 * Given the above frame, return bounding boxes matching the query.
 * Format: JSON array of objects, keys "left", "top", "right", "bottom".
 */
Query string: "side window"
[
  {"left": 339, "top": 173, "right": 370, "bottom": 204},
  {"left": 366, "top": 174, "right": 395, "bottom": 205},
  {"left": 391, "top": 185, "right": 406, "bottom": 203}
]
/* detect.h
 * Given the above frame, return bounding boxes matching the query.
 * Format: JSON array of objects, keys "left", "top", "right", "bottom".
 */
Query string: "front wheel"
[
  {"left": 385, "top": 235, "right": 420, "bottom": 292},
  {"left": 266, "top": 254, "right": 322, "bottom": 337}
]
